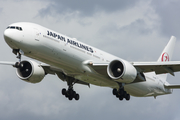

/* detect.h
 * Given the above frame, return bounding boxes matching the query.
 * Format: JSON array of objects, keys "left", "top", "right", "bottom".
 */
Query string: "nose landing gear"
[{"left": 13, "top": 49, "right": 22, "bottom": 68}]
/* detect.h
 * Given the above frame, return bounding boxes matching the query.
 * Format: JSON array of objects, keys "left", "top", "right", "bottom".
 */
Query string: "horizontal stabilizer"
[{"left": 164, "top": 84, "right": 180, "bottom": 89}]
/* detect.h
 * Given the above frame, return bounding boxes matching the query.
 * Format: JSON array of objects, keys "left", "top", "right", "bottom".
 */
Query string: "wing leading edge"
[
  {"left": 0, "top": 61, "right": 90, "bottom": 86},
  {"left": 87, "top": 61, "right": 180, "bottom": 77}
]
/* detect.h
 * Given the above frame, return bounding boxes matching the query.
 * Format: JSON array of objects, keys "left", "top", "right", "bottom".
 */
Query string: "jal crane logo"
[{"left": 161, "top": 52, "right": 169, "bottom": 62}]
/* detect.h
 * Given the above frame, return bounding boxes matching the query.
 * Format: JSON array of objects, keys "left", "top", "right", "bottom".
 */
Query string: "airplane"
[{"left": 2, "top": 22, "right": 180, "bottom": 101}]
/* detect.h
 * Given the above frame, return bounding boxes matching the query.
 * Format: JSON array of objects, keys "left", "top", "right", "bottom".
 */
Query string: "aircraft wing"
[
  {"left": 0, "top": 61, "right": 57, "bottom": 74},
  {"left": 132, "top": 61, "right": 180, "bottom": 76},
  {"left": 0, "top": 61, "right": 82, "bottom": 75},
  {"left": 0, "top": 61, "right": 90, "bottom": 86},
  {"left": 0, "top": 61, "right": 16, "bottom": 66},
  {"left": 87, "top": 61, "right": 180, "bottom": 77}
]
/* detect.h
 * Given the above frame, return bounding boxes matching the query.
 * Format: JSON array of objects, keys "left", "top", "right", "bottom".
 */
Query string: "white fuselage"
[{"left": 3, "top": 22, "right": 172, "bottom": 98}]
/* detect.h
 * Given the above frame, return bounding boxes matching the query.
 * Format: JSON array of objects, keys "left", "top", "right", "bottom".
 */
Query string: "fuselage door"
[{"left": 34, "top": 28, "right": 40, "bottom": 41}]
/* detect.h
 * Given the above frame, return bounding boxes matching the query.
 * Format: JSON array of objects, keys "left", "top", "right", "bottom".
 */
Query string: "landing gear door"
[{"left": 34, "top": 28, "right": 40, "bottom": 41}]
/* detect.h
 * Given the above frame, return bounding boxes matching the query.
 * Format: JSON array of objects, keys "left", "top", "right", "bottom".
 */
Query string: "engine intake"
[
  {"left": 107, "top": 59, "right": 137, "bottom": 83},
  {"left": 16, "top": 60, "right": 45, "bottom": 83}
]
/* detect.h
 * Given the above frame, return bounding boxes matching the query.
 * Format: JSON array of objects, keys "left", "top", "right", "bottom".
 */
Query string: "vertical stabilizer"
[
  {"left": 157, "top": 36, "right": 176, "bottom": 81},
  {"left": 157, "top": 36, "right": 176, "bottom": 62}
]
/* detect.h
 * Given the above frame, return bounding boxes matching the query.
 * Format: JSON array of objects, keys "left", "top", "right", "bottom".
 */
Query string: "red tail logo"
[{"left": 161, "top": 52, "right": 169, "bottom": 62}]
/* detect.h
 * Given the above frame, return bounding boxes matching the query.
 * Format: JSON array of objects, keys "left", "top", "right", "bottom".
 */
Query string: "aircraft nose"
[
  {"left": 4, "top": 29, "right": 14, "bottom": 41},
  {"left": 4, "top": 28, "right": 22, "bottom": 44},
  {"left": 4, "top": 29, "right": 10, "bottom": 39},
  {"left": 3, "top": 28, "right": 23, "bottom": 50}
]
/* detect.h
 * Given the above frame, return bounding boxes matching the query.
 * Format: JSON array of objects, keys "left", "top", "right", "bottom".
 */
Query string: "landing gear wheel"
[
  {"left": 112, "top": 87, "right": 131, "bottom": 101},
  {"left": 115, "top": 94, "right": 120, "bottom": 98},
  {"left": 125, "top": 94, "right": 130, "bottom": 101},
  {"left": 119, "top": 89, "right": 124, "bottom": 95},
  {"left": 62, "top": 88, "right": 66, "bottom": 95},
  {"left": 68, "top": 89, "right": 73, "bottom": 95},
  {"left": 113, "top": 88, "right": 118, "bottom": 95},
  {"left": 68, "top": 96, "right": 73, "bottom": 100},
  {"left": 123, "top": 91, "right": 127, "bottom": 98},
  {"left": 72, "top": 91, "right": 76, "bottom": 98},
  {"left": 75, "top": 94, "right": 80, "bottom": 100},
  {"left": 119, "top": 95, "right": 123, "bottom": 101},
  {"left": 61, "top": 87, "right": 80, "bottom": 101},
  {"left": 65, "top": 93, "right": 69, "bottom": 98}
]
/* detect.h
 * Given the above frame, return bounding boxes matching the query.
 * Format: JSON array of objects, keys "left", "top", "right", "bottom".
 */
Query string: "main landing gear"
[
  {"left": 61, "top": 77, "right": 80, "bottom": 101},
  {"left": 62, "top": 87, "right": 80, "bottom": 100},
  {"left": 112, "top": 88, "right": 130, "bottom": 101}
]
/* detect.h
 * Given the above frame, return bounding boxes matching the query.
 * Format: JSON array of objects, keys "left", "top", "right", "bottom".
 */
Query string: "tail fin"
[
  {"left": 157, "top": 36, "right": 176, "bottom": 81},
  {"left": 157, "top": 36, "right": 176, "bottom": 62}
]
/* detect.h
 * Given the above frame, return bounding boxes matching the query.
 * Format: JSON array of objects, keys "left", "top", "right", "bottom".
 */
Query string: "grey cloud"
[
  {"left": 38, "top": 0, "right": 140, "bottom": 17},
  {"left": 0, "top": 8, "right": 2, "bottom": 13},
  {"left": 120, "top": 19, "right": 153, "bottom": 35},
  {"left": 151, "top": 0, "right": 180, "bottom": 38},
  {"left": 96, "top": 19, "right": 155, "bottom": 59}
]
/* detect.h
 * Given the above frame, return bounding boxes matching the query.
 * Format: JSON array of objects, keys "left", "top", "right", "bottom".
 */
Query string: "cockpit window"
[
  {"left": 16, "top": 27, "right": 19, "bottom": 30},
  {"left": 10, "top": 26, "right": 15, "bottom": 29},
  {"left": 6, "top": 26, "right": 23, "bottom": 31}
]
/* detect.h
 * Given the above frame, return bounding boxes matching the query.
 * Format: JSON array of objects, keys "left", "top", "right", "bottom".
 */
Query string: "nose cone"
[
  {"left": 3, "top": 29, "right": 20, "bottom": 49},
  {"left": 4, "top": 29, "right": 16, "bottom": 42},
  {"left": 4, "top": 29, "right": 11, "bottom": 40}
]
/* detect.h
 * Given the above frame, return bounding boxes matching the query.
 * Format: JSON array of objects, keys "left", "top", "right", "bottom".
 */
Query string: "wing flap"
[
  {"left": 41, "top": 63, "right": 63, "bottom": 75},
  {"left": 85, "top": 62, "right": 109, "bottom": 77},
  {"left": 90, "top": 63, "right": 108, "bottom": 76}
]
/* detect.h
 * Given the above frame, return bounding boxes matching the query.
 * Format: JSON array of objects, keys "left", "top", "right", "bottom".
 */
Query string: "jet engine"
[
  {"left": 107, "top": 59, "right": 137, "bottom": 83},
  {"left": 16, "top": 60, "right": 45, "bottom": 83}
]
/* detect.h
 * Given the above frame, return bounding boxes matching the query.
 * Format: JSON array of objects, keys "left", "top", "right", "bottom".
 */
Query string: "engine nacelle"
[
  {"left": 16, "top": 60, "right": 45, "bottom": 83},
  {"left": 107, "top": 59, "right": 137, "bottom": 83}
]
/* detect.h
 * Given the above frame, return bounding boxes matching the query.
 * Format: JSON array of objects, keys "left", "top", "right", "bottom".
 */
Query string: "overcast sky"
[{"left": 0, "top": 0, "right": 180, "bottom": 120}]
